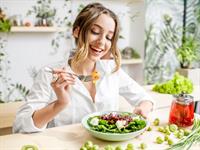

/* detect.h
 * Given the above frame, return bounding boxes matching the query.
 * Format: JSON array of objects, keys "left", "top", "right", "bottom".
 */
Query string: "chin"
[{"left": 88, "top": 56, "right": 101, "bottom": 62}]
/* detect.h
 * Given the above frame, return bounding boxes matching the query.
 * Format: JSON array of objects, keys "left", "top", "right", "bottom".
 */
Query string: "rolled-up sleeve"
[
  {"left": 119, "top": 69, "right": 155, "bottom": 107},
  {"left": 13, "top": 68, "right": 52, "bottom": 133}
]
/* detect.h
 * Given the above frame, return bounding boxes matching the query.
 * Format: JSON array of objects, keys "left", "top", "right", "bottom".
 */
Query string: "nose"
[{"left": 97, "top": 34, "right": 106, "bottom": 47}]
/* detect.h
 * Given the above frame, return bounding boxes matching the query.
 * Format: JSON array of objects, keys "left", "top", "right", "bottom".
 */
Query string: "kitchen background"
[{"left": 0, "top": 0, "right": 200, "bottom": 102}]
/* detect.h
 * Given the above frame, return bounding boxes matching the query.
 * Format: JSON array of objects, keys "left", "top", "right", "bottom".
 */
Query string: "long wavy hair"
[{"left": 70, "top": 3, "right": 121, "bottom": 72}]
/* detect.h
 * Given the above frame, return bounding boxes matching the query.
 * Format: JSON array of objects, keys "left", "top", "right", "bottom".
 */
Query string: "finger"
[
  {"left": 52, "top": 68, "right": 67, "bottom": 74},
  {"left": 51, "top": 74, "right": 59, "bottom": 83},
  {"left": 56, "top": 74, "right": 76, "bottom": 84}
]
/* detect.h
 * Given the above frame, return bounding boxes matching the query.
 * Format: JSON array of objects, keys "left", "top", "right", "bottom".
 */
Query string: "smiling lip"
[{"left": 90, "top": 45, "right": 103, "bottom": 56}]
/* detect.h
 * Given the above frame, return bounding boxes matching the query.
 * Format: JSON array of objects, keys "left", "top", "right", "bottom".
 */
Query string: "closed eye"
[
  {"left": 91, "top": 30, "right": 100, "bottom": 35},
  {"left": 106, "top": 36, "right": 112, "bottom": 41}
]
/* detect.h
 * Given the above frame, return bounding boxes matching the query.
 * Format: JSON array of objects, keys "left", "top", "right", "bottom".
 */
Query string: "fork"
[{"left": 44, "top": 67, "right": 93, "bottom": 82}]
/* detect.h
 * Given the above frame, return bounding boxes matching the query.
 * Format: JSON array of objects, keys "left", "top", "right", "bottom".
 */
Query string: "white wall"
[{"left": 0, "top": 0, "right": 145, "bottom": 101}]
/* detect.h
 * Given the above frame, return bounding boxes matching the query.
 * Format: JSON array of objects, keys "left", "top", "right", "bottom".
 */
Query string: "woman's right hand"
[{"left": 51, "top": 67, "right": 76, "bottom": 106}]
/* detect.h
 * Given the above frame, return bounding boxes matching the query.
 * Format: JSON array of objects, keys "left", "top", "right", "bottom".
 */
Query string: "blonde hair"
[{"left": 71, "top": 3, "right": 121, "bottom": 72}]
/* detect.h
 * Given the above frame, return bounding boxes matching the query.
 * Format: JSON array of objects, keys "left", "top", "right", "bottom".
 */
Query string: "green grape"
[
  {"left": 125, "top": 143, "right": 134, "bottom": 150},
  {"left": 115, "top": 145, "right": 123, "bottom": 150},
  {"left": 84, "top": 141, "right": 93, "bottom": 149},
  {"left": 164, "top": 135, "right": 169, "bottom": 141},
  {"left": 183, "top": 129, "right": 191, "bottom": 136},
  {"left": 167, "top": 138, "right": 174, "bottom": 145},
  {"left": 146, "top": 126, "right": 152, "bottom": 131},
  {"left": 156, "top": 136, "right": 164, "bottom": 144},
  {"left": 93, "top": 144, "right": 100, "bottom": 150},
  {"left": 164, "top": 126, "right": 171, "bottom": 135},
  {"left": 169, "top": 124, "right": 178, "bottom": 132},
  {"left": 80, "top": 146, "right": 87, "bottom": 150},
  {"left": 158, "top": 127, "right": 165, "bottom": 133},
  {"left": 104, "top": 145, "right": 114, "bottom": 150},
  {"left": 175, "top": 130, "right": 184, "bottom": 139},
  {"left": 140, "top": 143, "right": 147, "bottom": 149},
  {"left": 153, "top": 118, "right": 160, "bottom": 126},
  {"left": 21, "top": 145, "right": 38, "bottom": 150}
]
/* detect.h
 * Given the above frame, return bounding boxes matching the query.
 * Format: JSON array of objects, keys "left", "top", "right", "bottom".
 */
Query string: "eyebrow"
[{"left": 92, "top": 24, "right": 114, "bottom": 34}]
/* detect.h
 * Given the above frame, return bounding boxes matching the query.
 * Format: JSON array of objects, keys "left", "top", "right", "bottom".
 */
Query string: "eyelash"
[{"left": 91, "top": 30, "right": 112, "bottom": 41}]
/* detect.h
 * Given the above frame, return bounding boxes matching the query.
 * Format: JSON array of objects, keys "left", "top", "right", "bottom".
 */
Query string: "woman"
[{"left": 13, "top": 3, "right": 154, "bottom": 133}]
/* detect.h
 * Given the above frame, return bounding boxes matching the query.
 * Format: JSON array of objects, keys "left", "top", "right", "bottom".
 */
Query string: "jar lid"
[{"left": 174, "top": 93, "right": 194, "bottom": 105}]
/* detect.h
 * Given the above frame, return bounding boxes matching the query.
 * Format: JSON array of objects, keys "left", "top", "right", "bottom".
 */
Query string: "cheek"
[
  {"left": 88, "top": 34, "right": 99, "bottom": 43},
  {"left": 105, "top": 42, "right": 112, "bottom": 51}
]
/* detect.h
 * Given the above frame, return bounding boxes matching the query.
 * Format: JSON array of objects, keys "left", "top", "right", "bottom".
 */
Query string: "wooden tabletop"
[{"left": 1, "top": 107, "right": 200, "bottom": 150}]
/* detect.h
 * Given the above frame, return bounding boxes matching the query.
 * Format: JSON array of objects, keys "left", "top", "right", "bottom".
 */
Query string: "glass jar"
[{"left": 169, "top": 94, "right": 194, "bottom": 127}]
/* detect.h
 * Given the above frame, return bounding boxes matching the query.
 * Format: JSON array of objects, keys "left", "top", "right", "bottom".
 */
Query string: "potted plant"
[
  {"left": 176, "top": 35, "right": 200, "bottom": 85},
  {"left": 175, "top": 0, "right": 200, "bottom": 85},
  {"left": 0, "top": 8, "right": 11, "bottom": 32},
  {"left": 27, "top": 1, "right": 56, "bottom": 26},
  {"left": 176, "top": 36, "right": 200, "bottom": 69}
]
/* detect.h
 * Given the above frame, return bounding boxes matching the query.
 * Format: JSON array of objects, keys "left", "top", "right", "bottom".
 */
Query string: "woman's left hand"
[{"left": 133, "top": 101, "right": 153, "bottom": 118}]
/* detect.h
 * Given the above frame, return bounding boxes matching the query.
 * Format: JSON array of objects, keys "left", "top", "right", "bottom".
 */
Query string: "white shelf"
[
  {"left": 10, "top": 27, "right": 66, "bottom": 32},
  {"left": 121, "top": 58, "right": 143, "bottom": 65}
]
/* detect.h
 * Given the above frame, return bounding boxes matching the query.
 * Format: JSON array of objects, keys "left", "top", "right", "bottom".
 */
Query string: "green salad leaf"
[{"left": 152, "top": 72, "right": 193, "bottom": 94}]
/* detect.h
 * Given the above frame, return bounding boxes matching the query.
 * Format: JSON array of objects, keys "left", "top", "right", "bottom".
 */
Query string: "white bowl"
[{"left": 81, "top": 111, "right": 149, "bottom": 141}]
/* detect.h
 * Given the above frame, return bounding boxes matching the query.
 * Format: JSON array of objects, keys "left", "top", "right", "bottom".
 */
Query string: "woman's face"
[{"left": 87, "top": 14, "right": 115, "bottom": 61}]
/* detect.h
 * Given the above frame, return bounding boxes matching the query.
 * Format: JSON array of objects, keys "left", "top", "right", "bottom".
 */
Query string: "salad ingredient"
[
  {"left": 152, "top": 72, "right": 193, "bottom": 94},
  {"left": 116, "top": 120, "right": 126, "bottom": 129},
  {"left": 90, "top": 117, "right": 99, "bottom": 126}
]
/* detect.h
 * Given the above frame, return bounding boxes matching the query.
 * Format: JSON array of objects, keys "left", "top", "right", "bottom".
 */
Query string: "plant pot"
[{"left": 176, "top": 68, "right": 200, "bottom": 85}]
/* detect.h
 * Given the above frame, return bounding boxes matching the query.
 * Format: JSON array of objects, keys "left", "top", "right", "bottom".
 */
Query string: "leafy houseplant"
[
  {"left": 0, "top": 8, "right": 11, "bottom": 32},
  {"left": 176, "top": 36, "right": 200, "bottom": 68},
  {"left": 0, "top": 19, "right": 11, "bottom": 32},
  {"left": 27, "top": 0, "right": 56, "bottom": 26}
]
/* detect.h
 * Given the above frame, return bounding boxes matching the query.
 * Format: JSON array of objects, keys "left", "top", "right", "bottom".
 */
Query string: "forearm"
[{"left": 32, "top": 101, "right": 67, "bottom": 128}]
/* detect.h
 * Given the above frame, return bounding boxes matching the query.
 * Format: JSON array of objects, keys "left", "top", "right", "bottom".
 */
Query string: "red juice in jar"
[{"left": 169, "top": 94, "right": 194, "bottom": 127}]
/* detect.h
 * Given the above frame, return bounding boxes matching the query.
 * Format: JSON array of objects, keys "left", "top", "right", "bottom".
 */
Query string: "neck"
[{"left": 73, "top": 58, "right": 96, "bottom": 75}]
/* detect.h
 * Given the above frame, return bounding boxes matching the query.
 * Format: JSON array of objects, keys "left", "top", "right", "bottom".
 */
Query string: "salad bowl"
[{"left": 81, "top": 111, "right": 149, "bottom": 141}]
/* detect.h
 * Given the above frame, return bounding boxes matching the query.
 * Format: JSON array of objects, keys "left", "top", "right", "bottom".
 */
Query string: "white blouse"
[{"left": 13, "top": 60, "right": 154, "bottom": 133}]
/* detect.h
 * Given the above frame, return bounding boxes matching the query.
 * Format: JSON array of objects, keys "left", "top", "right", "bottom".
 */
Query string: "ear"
[{"left": 73, "top": 27, "right": 80, "bottom": 38}]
